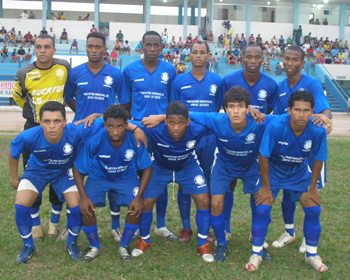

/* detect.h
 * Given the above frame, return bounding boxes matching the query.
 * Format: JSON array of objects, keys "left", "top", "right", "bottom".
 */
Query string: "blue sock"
[
  {"left": 211, "top": 212, "right": 226, "bottom": 246},
  {"left": 108, "top": 191, "right": 120, "bottom": 229},
  {"left": 15, "top": 204, "right": 35, "bottom": 248},
  {"left": 304, "top": 206, "right": 321, "bottom": 257},
  {"left": 196, "top": 209, "right": 210, "bottom": 247},
  {"left": 66, "top": 206, "right": 82, "bottom": 246},
  {"left": 224, "top": 191, "right": 234, "bottom": 233},
  {"left": 50, "top": 203, "right": 63, "bottom": 224},
  {"left": 30, "top": 205, "right": 41, "bottom": 227},
  {"left": 156, "top": 189, "right": 168, "bottom": 228},
  {"left": 120, "top": 223, "right": 139, "bottom": 247},
  {"left": 140, "top": 211, "right": 152, "bottom": 244},
  {"left": 251, "top": 204, "right": 272, "bottom": 256},
  {"left": 250, "top": 195, "right": 257, "bottom": 235},
  {"left": 83, "top": 224, "right": 100, "bottom": 249},
  {"left": 177, "top": 189, "right": 192, "bottom": 230},
  {"left": 282, "top": 191, "right": 296, "bottom": 236}
]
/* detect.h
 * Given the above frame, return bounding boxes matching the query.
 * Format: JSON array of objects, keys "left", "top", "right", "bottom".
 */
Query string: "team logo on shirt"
[
  {"left": 245, "top": 133, "right": 256, "bottom": 144},
  {"left": 161, "top": 72, "right": 169, "bottom": 83},
  {"left": 56, "top": 68, "right": 65, "bottom": 80},
  {"left": 258, "top": 89, "right": 267, "bottom": 100},
  {"left": 133, "top": 187, "right": 139, "bottom": 197},
  {"left": 194, "top": 175, "right": 205, "bottom": 186},
  {"left": 104, "top": 76, "right": 113, "bottom": 86},
  {"left": 209, "top": 84, "right": 217, "bottom": 96},
  {"left": 63, "top": 143, "right": 73, "bottom": 155},
  {"left": 27, "top": 70, "right": 41, "bottom": 81},
  {"left": 67, "top": 168, "right": 73, "bottom": 178},
  {"left": 298, "top": 88, "right": 305, "bottom": 92},
  {"left": 186, "top": 140, "right": 196, "bottom": 149},
  {"left": 124, "top": 149, "right": 135, "bottom": 161},
  {"left": 303, "top": 140, "right": 312, "bottom": 151}
]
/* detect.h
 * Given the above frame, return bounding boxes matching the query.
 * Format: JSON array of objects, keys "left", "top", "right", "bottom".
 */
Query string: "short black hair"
[
  {"left": 35, "top": 34, "right": 55, "bottom": 48},
  {"left": 242, "top": 44, "right": 263, "bottom": 56},
  {"left": 39, "top": 101, "right": 66, "bottom": 119},
  {"left": 288, "top": 90, "right": 314, "bottom": 109},
  {"left": 142, "top": 30, "right": 161, "bottom": 44},
  {"left": 166, "top": 101, "right": 189, "bottom": 120},
  {"left": 224, "top": 86, "right": 250, "bottom": 108},
  {"left": 103, "top": 105, "right": 129, "bottom": 123},
  {"left": 190, "top": 41, "right": 210, "bottom": 53},
  {"left": 283, "top": 45, "right": 305, "bottom": 60},
  {"left": 87, "top": 32, "right": 106, "bottom": 46}
]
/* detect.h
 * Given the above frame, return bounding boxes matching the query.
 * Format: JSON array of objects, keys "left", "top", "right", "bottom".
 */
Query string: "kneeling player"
[
  {"left": 189, "top": 87, "right": 273, "bottom": 264},
  {"left": 257, "top": 91, "right": 328, "bottom": 272},
  {"left": 73, "top": 105, "right": 152, "bottom": 261},
  {"left": 8, "top": 101, "right": 98, "bottom": 263},
  {"left": 130, "top": 101, "right": 214, "bottom": 262}
]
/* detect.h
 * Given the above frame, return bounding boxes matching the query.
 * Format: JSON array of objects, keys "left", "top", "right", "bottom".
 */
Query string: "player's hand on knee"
[
  {"left": 80, "top": 196, "right": 95, "bottom": 217},
  {"left": 10, "top": 176, "right": 20, "bottom": 189},
  {"left": 255, "top": 186, "right": 273, "bottom": 205},
  {"left": 128, "top": 198, "right": 143, "bottom": 217},
  {"left": 300, "top": 189, "right": 321, "bottom": 207}
]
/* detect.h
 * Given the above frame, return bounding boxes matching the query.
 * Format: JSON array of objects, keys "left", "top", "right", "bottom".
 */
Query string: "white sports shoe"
[
  {"left": 154, "top": 227, "right": 177, "bottom": 241},
  {"left": 299, "top": 237, "right": 306, "bottom": 253},
  {"left": 119, "top": 246, "right": 131, "bottom": 261},
  {"left": 245, "top": 254, "right": 262, "bottom": 272},
  {"left": 305, "top": 255, "right": 328, "bottom": 272},
  {"left": 272, "top": 231, "right": 297, "bottom": 248},
  {"left": 48, "top": 223, "right": 59, "bottom": 237},
  {"left": 82, "top": 247, "right": 100, "bottom": 262},
  {"left": 112, "top": 228, "right": 122, "bottom": 242}
]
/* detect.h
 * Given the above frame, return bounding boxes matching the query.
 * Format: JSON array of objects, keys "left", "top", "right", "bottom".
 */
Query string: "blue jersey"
[
  {"left": 170, "top": 71, "right": 223, "bottom": 112},
  {"left": 74, "top": 129, "right": 151, "bottom": 181},
  {"left": 273, "top": 74, "right": 330, "bottom": 115},
  {"left": 222, "top": 70, "right": 278, "bottom": 113},
  {"left": 64, "top": 63, "right": 125, "bottom": 122},
  {"left": 137, "top": 122, "right": 208, "bottom": 171},
  {"left": 122, "top": 60, "right": 176, "bottom": 120},
  {"left": 259, "top": 114, "right": 327, "bottom": 191},
  {"left": 10, "top": 119, "right": 104, "bottom": 173},
  {"left": 190, "top": 112, "right": 272, "bottom": 176}
]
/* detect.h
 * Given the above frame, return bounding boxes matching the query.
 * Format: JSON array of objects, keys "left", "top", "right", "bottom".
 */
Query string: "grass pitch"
[{"left": 0, "top": 136, "right": 349, "bottom": 279}]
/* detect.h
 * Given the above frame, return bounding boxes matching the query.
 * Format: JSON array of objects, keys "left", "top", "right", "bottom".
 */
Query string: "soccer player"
[
  {"left": 73, "top": 105, "right": 152, "bottom": 261},
  {"left": 12, "top": 34, "right": 71, "bottom": 239},
  {"left": 221, "top": 44, "right": 278, "bottom": 239},
  {"left": 129, "top": 101, "right": 213, "bottom": 262},
  {"left": 188, "top": 87, "right": 273, "bottom": 264},
  {"left": 169, "top": 41, "right": 223, "bottom": 242},
  {"left": 8, "top": 101, "right": 100, "bottom": 264},
  {"left": 258, "top": 91, "right": 328, "bottom": 272},
  {"left": 272, "top": 46, "right": 332, "bottom": 252},
  {"left": 65, "top": 32, "right": 126, "bottom": 242},
  {"left": 121, "top": 30, "right": 177, "bottom": 240}
]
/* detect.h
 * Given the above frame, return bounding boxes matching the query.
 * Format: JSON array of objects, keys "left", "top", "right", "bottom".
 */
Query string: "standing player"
[
  {"left": 257, "top": 91, "right": 328, "bottom": 272},
  {"left": 221, "top": 44, "right": 278, "bottom": 239},
  {"left": 130, "top": 101, "right": 214, "bottom": 262},
  {"left": 188, "top": 87, "right": 273, "bottom": 263},
  {"left": 121, "top": 31, "right": 177, "bottom": 240},
  {"left": 73, "top": 105, "right": 152, "bottom": 261},
  {"left": 12, "top": 34, "right": 70, "bottom": 239},
  {"left": 64, "top": 32, "right": 126, "bottom": 242},
  {"left": 8, "top": 101, "right": 100, "bottom": 263},
  {"left": 272, "top": 46, "right": 332, "bottom": 252},
  {"left": 169, "top": 41, "right": 223, "bottom": 242}
]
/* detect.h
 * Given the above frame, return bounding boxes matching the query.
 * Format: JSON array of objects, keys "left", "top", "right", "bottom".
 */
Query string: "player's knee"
[
  {"left": 194, "top": 194, "right": 210, "bottom": 210},
  {"left": 126, "top": 213, "right": 139, "bottom": 225},
  {"left": 211, "top": 198, "right": 224, "bottom": 215},
  {"left": 143, "top": 198, "right": 155, "bottom": 211}
]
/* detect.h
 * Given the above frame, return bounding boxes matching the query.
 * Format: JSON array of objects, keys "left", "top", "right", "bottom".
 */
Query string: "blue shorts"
[
  {"left": 143, "top": 163, "right": 208, "bottom": 199},
  {"left": 195, "top": 133, "right": 217, "bottom": 181},
  {"left": 85, "top": 176, "right": 140, "bottom": 207},
  {"left": 272, "top": 188, "right": 304, "bottom": 202},
  {"left": 210, "top": 162, "right": 261, "bottom": 195},
  {"left": 20, "top": 168, "right": 75, "bottom": 202}
]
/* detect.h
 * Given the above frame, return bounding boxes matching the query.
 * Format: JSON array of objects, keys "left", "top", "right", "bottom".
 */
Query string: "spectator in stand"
[
  {"left": 331, "top": 47, "right": 339, "bottom": 58},
  {"left": 161, "top": 28, "right": 168, "bottom": 44},
  {"left": 233, "top": 34, "right": 240, "bottom": 48},
  {"left": 0, "top": 26, "right": 6, "bottom": 34},
  {"left": 8, "top": 32, "right": 17, "bottom": 46},
  {"left": 177, "top": 36, "right": 184, "bottom": 50},
  {"left": 58, "top": 12, "right": 65, "bottom": 20},
  {"left": 114, "top": 40, "right": 122, "bottom": 54},
  {"left": 192, "top": 36, "right": 200, "bottom": 44},
  {"left": 223, "top": 35, "right": 230, "bottom": 50},
  {"left": 185, "top": 35, "right": 192, "bottom": 48},
  {"left": 135, "top": 40, "right": 142, "bottom": 53},
  {"left": 1, "top": 45, "right": 9, "bottom": 62},
  {"left": 183, "top": 45, "right": 190, "bottom": 58},
  {"left": 0, "top": 32, "right": 5, "bottom": 44},
  {"left": 270, "top": 35, "right": 278, "bottom": 45},
  {"left": 274, "top": 44, "right": 282, "bottom": 59},
  {"left": 170, "top": 36, "right": 176, "bottom": 49},
  {"left": 232, "top": 46, "right": 241, "bottom": 64},
  {"left": 49, "top": 27, "right": 56, "bottom": 39},
  {"left": 122, "top": 40, "right": 131, "bottom": 55},
  {"left": 70, "top": 39, "right": 78, "bottom": 54},
  {"left": 207, "top": 31, "right": 214, "bottom": 42},
  {"left": 51, "top": 13, "right": 58, "bottom": 20},
  {"left": 344, "top": 40, "right": 349, "bottom": 50},
  {"left": 20, "top": 10, "right": 29, "bottom": 19},
  {"left": 263, "top": 57, "right": 272, "bottom": 74},
  {"left": 248, "top": 34, "right": 255, "bottom": 45},
  {"left": 24, "top": 31, "right": 33, "bottom": 46},
  {"left": 239, "top": 33, "right": 247, "bottom": 49},
  {"left": 82, "top": 13, "right": 90, "bottom": 21},
  {"left": 286, "top": 36, "right": 293, "bottom": 45},
  {"left": 17, "top": 46, "right": 26, "bottom": 62},
  {"left": 256, "top": 34, "right": 263, "bottom": 47},
  {"left": 110, "top": 47, "right": 119, "bottom": 66},
  {"left": 60, "top": 28, "right": 68, "bottom": 43},
  {"left": 315, "top": 18, "right": 320, "bottom": 25},
  {"left": 325, "top": 54, "right": 332, "bottom": 64},
  {"left": 90, "top": 24, "right": 98, "bottom": 33},
  {"left": 25, "top": 48, "right": 32, "bottom": 61},
  {"left": 322, "top": 18, "right": 328, "bottom": 25},
  {"left": 116, "top": 30, "right": 124, "bottom": 43},
  {"left": 40, "top": 27, "right": 48, "bottom": 35},
  {"left": 28, "top": 11, "right": 35, "bottom": 19},
  {"left": 16, "top": 31, "right": 24, "bottom": 45},
  {"left": 217, "top": 34, "right": 224, "bottom": 47},
  {"left": 11, "top": 48, "right": 18, "bottom": 63},
  {"left": 279, "top": 35, "right": 285, "bottom": 48}
]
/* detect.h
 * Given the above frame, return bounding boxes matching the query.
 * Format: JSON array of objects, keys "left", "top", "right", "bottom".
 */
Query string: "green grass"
[{"left": 0, "top": 136, "right": 349, "bottom": 279}]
